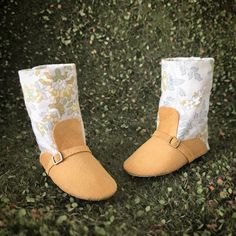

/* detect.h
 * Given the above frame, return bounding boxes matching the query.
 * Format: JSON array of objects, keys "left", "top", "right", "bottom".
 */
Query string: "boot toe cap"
[
  {"left": 123, "top": 136, "right": 188, "bottom": 177},
  {"left": 47, "top": 153, "right": 117, "bottom": 201}
]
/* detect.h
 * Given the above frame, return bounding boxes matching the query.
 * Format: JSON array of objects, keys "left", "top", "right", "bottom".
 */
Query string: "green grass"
[{"left": 0, "top": 0, "right": 235, "bottom": 235}]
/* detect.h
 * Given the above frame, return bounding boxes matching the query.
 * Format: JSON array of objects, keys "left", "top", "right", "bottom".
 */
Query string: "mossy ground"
[{"left": 0, "top": 0, "right": 235, "bottom": 235}]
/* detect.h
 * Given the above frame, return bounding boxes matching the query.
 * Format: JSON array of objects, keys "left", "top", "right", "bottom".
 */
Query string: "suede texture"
[
  {"left": 40, "top": 119, "right": 117, "bottom": 201},
  {"left": 123, "top": 107, "right": 208, "bottom": 177}
]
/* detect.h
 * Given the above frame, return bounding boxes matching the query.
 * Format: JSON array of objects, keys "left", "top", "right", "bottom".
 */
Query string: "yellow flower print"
[
  {"left": 42, "top": 112, "right": 60, "bottom": 124},
  {"left": 39, "top": 80, "right": 73, "bottom": 99},
  {"left": 22, "top": 84, "right": 43, "bottom": 103},
  {"left": 71, "top": 102, "right": 80, "bottom": 112},
  {"left": 35, "top": 112, "right": 61, "bottom": 136},
  {"left": 161, "top": 72, "right": 168, "bottom": 92},
  {"left": 38, "top": 72, "right": 54, "bottom": 86},
  {"left": 35, "top": 69, "right": 40, "bottom": 76},
  {"left": 48, "top": 102, "right": 65, "bottom": 116},
  {"left": 35, "top": 122, "right": 47, "bottom": 136},
  {"left": 181, "top": 91, "right": 202, "bottom": 109}
]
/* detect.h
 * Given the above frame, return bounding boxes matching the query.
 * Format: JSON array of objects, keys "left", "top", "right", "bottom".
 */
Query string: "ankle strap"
[
  {"left": 40, "top": 145, "right": 91, "bottom": 175},
  {"left": 153, "top": 130, "right": 195, "bottom": 163}
]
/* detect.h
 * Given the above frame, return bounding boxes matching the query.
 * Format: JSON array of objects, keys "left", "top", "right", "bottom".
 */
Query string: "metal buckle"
[
  {"left": 52, "top": 151, "right": 63, "bottom": 165},
  {"left": 169, "top": 136, "right": 181, "bottom": 148}
]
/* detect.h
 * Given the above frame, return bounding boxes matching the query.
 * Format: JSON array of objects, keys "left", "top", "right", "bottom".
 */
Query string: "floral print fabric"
[
  {"left": 19, "top": 64, "right": 85, "bottom": 154},
  {"left": 159, "top": 57, "right": 214, "bottom": 149}
]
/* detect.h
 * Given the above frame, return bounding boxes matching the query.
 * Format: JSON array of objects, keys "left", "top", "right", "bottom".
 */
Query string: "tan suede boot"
[
  {"left": 19, "top": 64, "right": 117, "bottom": 200},
  {"left": 124, "top": 57, "right": 214, "bottom": 176}
]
